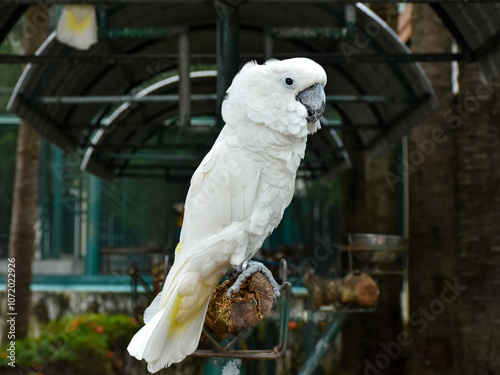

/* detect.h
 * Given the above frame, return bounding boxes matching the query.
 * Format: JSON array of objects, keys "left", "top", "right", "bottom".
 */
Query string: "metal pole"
[
  {"left": 86, "top": 174, "right": 102, "bottom": 276},
  {"left": 39, "top": 140, "right": 49, "bottom": 259},
  {"left": 36, "top": 94, "right": 217, "bottom": 104},
  {"left": 51, "top": 146, "right": 63, "bottom": 259},
  {"left": 178, "top": 28, "right": 191, "bottom": 127},
  {"left": 204, "top": 358, "right": 245, "bottom": 375},
  {"left": 215, "top": 0, "right": 239, "bottom": 129},
  {"left": 0, "top": 52, "right": 470, "bottom": 65},
  {"left": 263, "top": 31, "right": 274, "bottom": 61},
  {"left": 298, "top": 314, "right": 348, "bottom": 375},
  {"left": 5, "top": 0, "right": 500, "bottom": 4}
]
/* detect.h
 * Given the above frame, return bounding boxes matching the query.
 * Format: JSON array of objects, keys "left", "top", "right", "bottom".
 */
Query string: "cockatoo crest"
[{"left": 222, "top": 58, "right": 327, "bottom": 137}]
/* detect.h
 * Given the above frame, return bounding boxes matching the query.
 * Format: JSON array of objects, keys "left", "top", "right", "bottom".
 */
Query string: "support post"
[
  {"left": 299, "top": 314, "right": 348, "bottom": 375},
  {"left": 39, "top": 140, "right": 49, "bottom": 258},
  {"left": 264, "top": 30, "right": 274, "bottom": 61},
  {"left": 215, "top": 0, "right": 239, "bottom": 129},
  {"left": 178, "top": 28, "right": 191, "bottom": 127},
  {"left": 204, "top": 358, "right": 244, "bottom": 375},
  {"left": 86, "top": 174, "right": 102, "bottom": 275},
  {"left": 50, "top": 146, "right": 63, "bottom": 259}
]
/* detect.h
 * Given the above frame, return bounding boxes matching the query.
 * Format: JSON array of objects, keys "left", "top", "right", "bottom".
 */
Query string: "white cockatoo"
[
  {"left": 127, "top": 57, "right": 327, "bottom": 372},
  {"left": 56, "top": 5, "right": 98, "bottom": 50}
]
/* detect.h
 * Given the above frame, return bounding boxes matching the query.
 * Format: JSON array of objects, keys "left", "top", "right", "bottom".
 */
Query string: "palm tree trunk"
[{"left": 3, "top": 5, "right": 49, "bottom": 342}]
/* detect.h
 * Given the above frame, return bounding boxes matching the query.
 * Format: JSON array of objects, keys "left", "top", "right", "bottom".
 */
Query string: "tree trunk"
[
  {"left": 3, "top": 5, "right": 49, "bottom": 343},
  {"left": 407, "top": 4, "right": 460, "bottom": 375},
  {"left": 456, "top": 62, "right": 500, "bottom": 374}
]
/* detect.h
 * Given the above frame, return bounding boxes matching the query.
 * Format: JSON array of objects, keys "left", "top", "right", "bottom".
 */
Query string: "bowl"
[{"left": 345, "top": 233, "right": 408, "bottom": 263}]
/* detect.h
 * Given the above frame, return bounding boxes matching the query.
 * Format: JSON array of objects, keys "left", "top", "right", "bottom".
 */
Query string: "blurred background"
[{"left": 0, "top": 1, "right": 499, "bottom": 374}]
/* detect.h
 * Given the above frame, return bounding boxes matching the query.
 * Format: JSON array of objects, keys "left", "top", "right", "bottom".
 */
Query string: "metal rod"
[
  {"left": 79, "top": 119, "right": 380, "bottom": 131},
  {"left": 85, "top": 175, "right": 102, "bottom": 276},
  {"left": 215, "top": 0, "right": 240, "bottom": 128},
  {"left": 35, "top": 93, "right": 411, "bottom": 104},
  {"left": 298, "top": 314, "right": 348, "bottom": 375},
  {"left": 178, "top": 28, "right": 191, "bottom": 127},
  {"left": 5, "top": 0, "right": 500, "bottom": 4},
  {"left": 263, "top": 31, "right": 274, "bottom": 61},
  {"left": 81, "top": 142, "right": 213, "bottom": 149},
  {"left": 89, "top": 120, "right": 217, "bottom": 129},
  {"left": 326, "top": 95, "right": 416, "bottom": 103},
  {"left": 99, "top": 27, "right": 182, "bottom": 39},
  {"left": 100, "top": 153, "right": 199, "bottom": 161},
  {"left": 268, "top": 27, "right": 347, "bottom": 39},
  {"left": 36, "top": 94, "right": 217, "bottom": 104},
  {"left": 0, "top": 52, "right": 470, "bottom": 65}
]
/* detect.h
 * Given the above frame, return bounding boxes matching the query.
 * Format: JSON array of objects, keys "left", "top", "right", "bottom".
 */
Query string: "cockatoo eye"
[{"left": 282, "top": 76, "right": 295, "bottom": 89}]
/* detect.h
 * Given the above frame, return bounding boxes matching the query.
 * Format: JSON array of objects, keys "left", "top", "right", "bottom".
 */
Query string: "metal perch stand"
[{"left": 192, "top": 259, "right": 292, "bottom": 360}]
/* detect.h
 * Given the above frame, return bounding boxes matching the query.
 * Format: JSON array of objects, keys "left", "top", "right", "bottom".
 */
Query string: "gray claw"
[{"left": 227, "top": 260, "right": 281, "bottom": 299}]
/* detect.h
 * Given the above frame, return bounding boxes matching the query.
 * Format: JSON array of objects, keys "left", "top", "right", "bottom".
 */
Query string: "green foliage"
[
  {"left": 0, "top": 21, "right": 23, "bottom": 112},
  {"left": 0, "top": 314, "right": 139, "bottom": 375}
]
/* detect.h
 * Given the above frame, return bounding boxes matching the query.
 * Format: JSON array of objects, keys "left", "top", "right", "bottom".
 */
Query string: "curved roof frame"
[
  {"left": 2, "top": 1, "right": 499, "bottom": 180},
  {"left": 81, "top": 70, "right": 219, "bottom": 177}
]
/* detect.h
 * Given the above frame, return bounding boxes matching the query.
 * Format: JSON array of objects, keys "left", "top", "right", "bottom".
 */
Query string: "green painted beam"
[
  {"left": 0, "top": 114, "right": 20, "bottom": 130},
  {"left": 204, "top": 358, "right": 244, "bottom": 375},
  {"left": 299, "top": 314, "right": 348, "bottom": 375},
  {"left": 86, "top": 175, "right": 102, "bottom": 276},
  {"left": 39, "top": 141, "right": 50, "bottom": 258},
  {"left": 0, "top": 274, "right": 152, "bottom": 292},
  {"left": 50, "top": 147, "right": 63, "bottom": 259},
  {"left": 99, "top": 27, "right": 183, "bottom": 39},
  {"left": 0, "top": 87, "right": 14, "bottom": 95}
]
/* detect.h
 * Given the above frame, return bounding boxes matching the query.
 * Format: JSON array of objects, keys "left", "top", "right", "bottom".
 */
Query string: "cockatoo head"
[{"left": 222, "top": 58, "right": 327, "bottom": 137}]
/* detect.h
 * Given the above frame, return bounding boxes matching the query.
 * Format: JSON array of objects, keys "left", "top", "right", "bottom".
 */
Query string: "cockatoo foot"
[{"left": 227, "top": 260, "right": 281, "bottom": 299}]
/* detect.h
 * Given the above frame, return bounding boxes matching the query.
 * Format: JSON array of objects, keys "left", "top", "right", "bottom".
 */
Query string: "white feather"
[{"left": 143, "top": 291, "right": 162, "bottom": 325}]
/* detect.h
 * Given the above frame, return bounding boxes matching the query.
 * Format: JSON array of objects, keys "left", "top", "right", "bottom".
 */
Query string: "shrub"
[{"left": 0, "top": 313, "right": 138, "bottom": 375}]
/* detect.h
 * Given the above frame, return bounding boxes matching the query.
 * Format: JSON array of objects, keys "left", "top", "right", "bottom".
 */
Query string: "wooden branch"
[
  {"left": 204, "top": 272, "right": 275, "bottom": 342},
  {"left": 305, "top": 271, "right": 380, "bottom": 307}
]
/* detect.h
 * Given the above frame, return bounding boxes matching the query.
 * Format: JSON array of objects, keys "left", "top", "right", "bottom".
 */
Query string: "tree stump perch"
[
  {"left": 305, "top": 271, "right": 380, "bottom": 307},
  {"left": 204, "top": 272, "right": 275, "bottom": 342}
]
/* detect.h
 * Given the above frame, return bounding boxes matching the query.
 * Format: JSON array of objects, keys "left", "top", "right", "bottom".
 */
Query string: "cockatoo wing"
[
  {"left": 56, "top": 5, "right": 98, "bottom": 50},
  {"left": 127, "top": 127, "right": 261, "bottom": 372},
  {"left": 180, "top": 129, "right": 259, "bottom": 255}
]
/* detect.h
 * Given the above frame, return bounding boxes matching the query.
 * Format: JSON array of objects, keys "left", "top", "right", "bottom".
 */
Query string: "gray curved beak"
[{"left": 296, "top": 83, "right": 326, "bottom": 124}]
